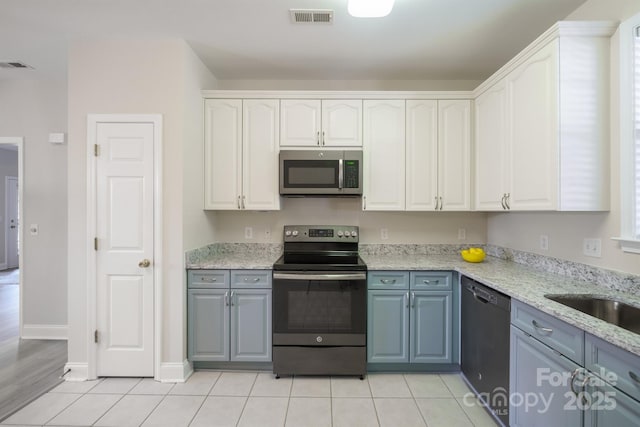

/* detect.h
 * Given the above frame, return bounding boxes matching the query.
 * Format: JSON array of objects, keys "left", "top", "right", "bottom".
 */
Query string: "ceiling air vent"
[
  {"left": 290, "top": 9, "right": 334, "bottom": 24},
  {"left": 0, "top": 61, "right": 33, "bottom": 69}
]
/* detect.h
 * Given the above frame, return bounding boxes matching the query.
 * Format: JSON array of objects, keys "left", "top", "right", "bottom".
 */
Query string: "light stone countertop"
[
  {"left": 186, "top": 243, "right": 640, "bottom": 357},
  {"left": 363, "top": 253, "right": 640, "bottom": 358}
]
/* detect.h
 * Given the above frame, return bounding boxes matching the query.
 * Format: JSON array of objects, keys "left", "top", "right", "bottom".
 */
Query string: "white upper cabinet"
[
  {"left": 437, "top": 100, "right": 471, "bottom": 211},
  {"left": 406, "top": 100, "right": 471, "bottom": 211},
  {"left": 204, "top": 99, "right": 242, "bottom": 210},
  {"left": 242, "top": 100, "right": 280, "bottom": 210},
  {"left": 363, "top": 100, "right": 406, "bottom": 211},
  {"left": 204, "top": 99, "right": 280, "bottom": 210},
  {"left": 280, "top": 99, "right": 362, "bottom": 147},
  {"left": 473, "top": 21, "right": 615, "bottom": 211},
  {"left": 406, "top": 100, "right": 438, "bottom": 211},
  {"left": 475, "top": 81, "right": 508, "bottom": 211}
]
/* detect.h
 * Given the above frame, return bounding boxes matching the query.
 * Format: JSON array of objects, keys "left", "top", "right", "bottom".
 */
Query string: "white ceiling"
[{"left": 0, "top": 0, "right": 587, "bottom": 82}]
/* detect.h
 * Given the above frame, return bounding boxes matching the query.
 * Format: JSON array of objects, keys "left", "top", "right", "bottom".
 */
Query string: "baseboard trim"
[
  {"left": 62, "top": 363, "right": 89, "bottom": 382},
  {"left": 158, "top": 360, "right": 193, "bottom": 383},
  {"left": 21, "top": 324, "right": 68, "bottom": 340},
  {"left": 0, "top": 262, "right": 8, "bottom": 270}
]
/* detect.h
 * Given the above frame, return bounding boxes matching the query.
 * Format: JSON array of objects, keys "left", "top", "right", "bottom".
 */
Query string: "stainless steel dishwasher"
[{"left": 461, "top": 275, "right": 511, "bottom": 427}]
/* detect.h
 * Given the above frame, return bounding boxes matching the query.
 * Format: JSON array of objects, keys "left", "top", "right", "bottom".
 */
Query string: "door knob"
[{"left": 138, "top": 259, "right": 151, "bottom": 268}]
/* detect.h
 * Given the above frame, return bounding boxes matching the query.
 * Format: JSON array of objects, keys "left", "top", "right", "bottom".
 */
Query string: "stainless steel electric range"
[{"left": 272, "top": 225, "right": 367, "bottom": 379}]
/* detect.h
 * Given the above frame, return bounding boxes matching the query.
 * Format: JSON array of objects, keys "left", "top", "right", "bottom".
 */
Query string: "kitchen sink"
[{"left": 544, "top": 294, "right": 640, "bottom": 334}]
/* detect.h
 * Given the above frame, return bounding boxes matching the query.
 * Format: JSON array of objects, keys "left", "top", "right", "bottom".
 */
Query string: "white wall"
[
  {"left": 487, "top": 0, "right": 640, "bottom": 276},
  {"left": 218, "top": 79, "right": 482, "bottom": 91},
  {"left": 0, "top": 79, "right": 68, "bottom": 336},
  {"left": 67, "top": 39, "right": 216, "bottom": 379},
  {"left": 213, "top": 198, "right": 487, "bottom": 244}
]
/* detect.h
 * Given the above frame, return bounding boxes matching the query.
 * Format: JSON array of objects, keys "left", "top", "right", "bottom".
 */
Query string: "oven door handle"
[{"left": 273, "top": 272, "right": 366, "bottom": 281}]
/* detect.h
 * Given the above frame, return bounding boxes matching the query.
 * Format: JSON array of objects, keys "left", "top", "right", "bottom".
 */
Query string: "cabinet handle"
[
  {"left": 317, "top": 131, "right": 320, "bottom": 146},
  {"left": 411, "top": 292, "right": 415, "bottom": 308},
  {"left": 439, "top": 197, "right": 443, "bottom": 211},
  {"left": 629, "top": 371, "right": 640, "bottom": 384},
  {"left": 532, "top": 319, "right": 553, "bottom": 334},
  {"left": 230, "top": 291, "right": 235, "bottom": 306},
  {"left": 244, "top": 277, "right": 260, "bottom": 282},
  {"left": 322, "top": 131, "right": 325, "bottom": 146},
  {"left": 237, "top": 196, "right": 241, "bottom": 209},
  {"left": 405, "top": 292, "right": 409, "bottom": 308},
  {"left": 224, "top": 291, "right": 229, "bottom": 306},
  {"left": 434, "top": 196, "right": 439, "bottom": 211},
  {"left": 505, "top": 193, "right": 511, "bottom": 210},
  {"left": 380, "top": 279, "right": 396, "bottom": 284},
  {"left": 501, "top": 194, "right": 507, "bottom": 210},
  {"left": 363, "top": 196, "right": 367, "bottom": 210},
  {"left": 423, "top": 279, "right": 439, "bottom": 285},
  {"left": 203, "top": 277, "right": 217, "bottom": 283},
  {"left": 242, "top": 195, "right": 246, "bottom": 209}
]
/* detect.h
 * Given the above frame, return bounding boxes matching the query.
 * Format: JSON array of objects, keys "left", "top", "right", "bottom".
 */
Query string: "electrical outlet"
[
  {"left": 380, "top": 228, "right": 388, "bottom": 240},
  {"left": 458, "top": 228, "right": 466, "bottom": 240},
  {"left": 244, "top": 226, "right": 253, "bottom": 239},
  {"left": 540, "top": 235, "right": 549, "bottom": 251},
  {"left": 583, "top": 238, "right": 602, "bottom": 258}
]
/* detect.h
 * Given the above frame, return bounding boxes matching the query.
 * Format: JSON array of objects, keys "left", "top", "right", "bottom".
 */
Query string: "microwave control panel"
[{"left": 344, "top": 160, "right": 359, "bottom": 188}]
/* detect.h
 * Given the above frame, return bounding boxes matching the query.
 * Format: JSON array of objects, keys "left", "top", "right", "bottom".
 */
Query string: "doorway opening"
[{"left": 0, "top": 139, "right": 21, "bottom": 343}]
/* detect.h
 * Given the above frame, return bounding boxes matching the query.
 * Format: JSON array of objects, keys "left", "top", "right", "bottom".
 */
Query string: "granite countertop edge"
[{"left": 187, "top": 249, "right": 640, "bottom": 357}]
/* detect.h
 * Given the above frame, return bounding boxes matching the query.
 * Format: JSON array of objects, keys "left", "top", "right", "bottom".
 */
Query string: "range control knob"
[
  {"left": 285, "top": 230, "right": 292, "bottom": 237},
  {"left": 351, "top": 231, "right": 358, "bottom": 238},
  {"left": 292, "top": 230, "right": 299, "bottom": 237},
  {"left": 344, "top": 231, "right": 351, "bottom": 237},
  {"left": 337, "top": 231, "right": 344, "bottom": 237},
  {"left": 316, "top": 336, "right": 323, "bottom": 343}
]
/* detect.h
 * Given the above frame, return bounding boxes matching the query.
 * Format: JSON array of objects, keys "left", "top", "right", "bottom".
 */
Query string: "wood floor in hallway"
[{"left": 0, "top": 269, "right": 67, "bottom": 422}]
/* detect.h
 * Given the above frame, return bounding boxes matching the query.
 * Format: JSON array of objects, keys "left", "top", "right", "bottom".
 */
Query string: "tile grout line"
[
  {"left": 136, "top": 392, "right": 168, "bottom": 427},
  {"left": 234, "top": 372, "right": 259, "bottom": 426},
  {"left": 402, "top": 373, "right": 430, "bottom": 427},
  {"left": 89, "top": 393, "right": 127, "bottom": 426}
]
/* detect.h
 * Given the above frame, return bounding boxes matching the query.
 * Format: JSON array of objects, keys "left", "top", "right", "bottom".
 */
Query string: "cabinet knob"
[{"left": 138, "top": 259, "right": 151, "bottom": 268}]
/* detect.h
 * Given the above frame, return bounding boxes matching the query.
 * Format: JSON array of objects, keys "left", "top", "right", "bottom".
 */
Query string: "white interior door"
[
  {"left": 6, "top": 176, "right": 19, "bottom": 268},
  {"left": 95, "top": 120, "right": 155, "bottom": 377}
]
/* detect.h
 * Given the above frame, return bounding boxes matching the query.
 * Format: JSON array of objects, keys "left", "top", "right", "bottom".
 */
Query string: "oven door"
[{"left": 272, "top": 272, "right": 366, "bottom": 346}]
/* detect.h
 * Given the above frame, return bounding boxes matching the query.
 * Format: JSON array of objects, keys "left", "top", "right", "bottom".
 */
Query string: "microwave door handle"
[{"left": 338, "top": 158, "right": 344, "bottom": 189}]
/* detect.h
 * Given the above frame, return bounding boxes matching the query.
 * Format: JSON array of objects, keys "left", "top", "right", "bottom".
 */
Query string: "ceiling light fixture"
[{"left": 348, "top": 0, "right": 395, "bottom": 18}]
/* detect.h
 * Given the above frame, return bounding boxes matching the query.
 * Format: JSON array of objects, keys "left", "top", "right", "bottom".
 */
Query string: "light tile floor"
[{"left": 1, "top": 371, "right": 499, "bottom": 427}]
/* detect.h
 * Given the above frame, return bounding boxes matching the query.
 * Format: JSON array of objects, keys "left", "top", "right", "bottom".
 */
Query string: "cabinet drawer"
[
  {"left": 231, "top": 270, "right": 272, "bottom": 288},
  {"left": 585, "top": 333, "right": 640, "bottom": 402},
  {"left": 511, "top": 299, "right": 584, "bottom": 364},
  {"left": 188, "top": 270, "right": 230, "bottom": 289},
  {"left": 368, "top": 271, "right": 410, "bottom": 290},
  {"left": 411, "top": 272, "right": 452, "bottom": 290}
]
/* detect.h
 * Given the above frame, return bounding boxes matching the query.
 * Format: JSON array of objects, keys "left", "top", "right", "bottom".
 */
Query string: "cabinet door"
[
  {"left": 280, "top": 99, "right": 321, "bottom": 147},
  {"left": 510, "top": 325, "right": 583, "bottom": 427},
  {"left": 188, "top": 289, "right": 229, "bottom": 361},
  {"left": 507, "top": 40, "right": 559, "bottom": 210},
  {"left": 242, "top": 99, "right": 280, "bottom": 210},
  {"left": 363, "top": 100, "right": 406, "bottom": 211},
  {"left": 321, "top": 100, "right": 362, "bottom": 147},
  {"left": 204, "top": 99, "right": 242, "bottom": 210},
  {"left": 475, "top": 82, "right": 508, "bottom": 211},
  {"left": 438, "top": 100, "right": 471, "bottom": 211},
  {"left": 367, "top": 290, "right": 409, "bottom": 363},
  {"left": 410, "top": 291, "right": 452, "bottom": 363},
  {"left": 406, "top": 100, "right": 438, "bottom": 211},
  {"left": 230, "top": 289, "right": 272, "bottom": 362},
  {"left": 585, "top": 379, "right": 640, "bottom": 427}
]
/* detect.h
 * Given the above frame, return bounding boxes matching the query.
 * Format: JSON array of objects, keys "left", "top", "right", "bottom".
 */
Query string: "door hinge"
[
  {"left": 94, "top": 237, "right": 98, "bottom": 251},
  {"left": 94, "top": 144, "right": 99, "bottom": 157},
  {"left": 94, "top": 330, "right": 98, "bottom": 343}
]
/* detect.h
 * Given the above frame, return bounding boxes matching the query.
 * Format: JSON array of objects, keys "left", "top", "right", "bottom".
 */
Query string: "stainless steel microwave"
[{"left": 279, "top": 150, "right": 363, "bottom": 196}]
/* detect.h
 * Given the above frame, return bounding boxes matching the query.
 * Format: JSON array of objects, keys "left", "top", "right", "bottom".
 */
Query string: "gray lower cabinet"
[
  {"left": 187, "top": 269, "right": 272, "bottom": 363},
  {"left": 510, "top": 324, "right": 583, "bottom": 427},
  {"left": 367, "top": 271, "right": 453, "bottom": 364},
  {"left": 510, "top": 299, "right": 640, "bottom": 426}
]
